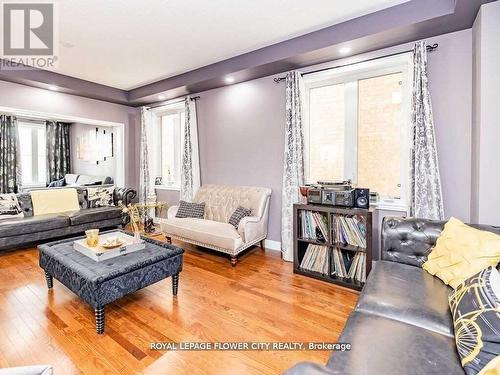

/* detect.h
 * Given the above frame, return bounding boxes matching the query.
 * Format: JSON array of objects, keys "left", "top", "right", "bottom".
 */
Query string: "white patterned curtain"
[
  {"left": 139, "top": 107, "right": 153, "bottom": 204},
  {"left": 180, "top": 97, "right": 201, "bottom": 201},
  {"left": 410, "top": 42, "right": 444, "bottom": 220},
  {"left": 281, "top": 71, "right": 305, "bottom": 262}
]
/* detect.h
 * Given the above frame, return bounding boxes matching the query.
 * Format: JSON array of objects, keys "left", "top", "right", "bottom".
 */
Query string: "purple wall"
[
  {"left": 197, "top": 77, "right": 286, "bottom": 241},
  {"left": 0, "top": 80, "right": 139, "bottom": 189},
  {"left": 428, "top": 29, "right": 472, "bottom": 222},
  {"left": 471, "top": 1, "right": 500, "bottom": 225},
  {"left": 185, "top": 29, "right": 473, "bottom": 242}
]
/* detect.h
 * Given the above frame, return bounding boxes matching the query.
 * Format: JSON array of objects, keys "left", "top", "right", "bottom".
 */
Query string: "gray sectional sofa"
[
  {"left": 0, "top": 187, "right": 136, "bottom": 251},
  {"left": 285, "top": 217, "right": 500, "bottom": 375}
]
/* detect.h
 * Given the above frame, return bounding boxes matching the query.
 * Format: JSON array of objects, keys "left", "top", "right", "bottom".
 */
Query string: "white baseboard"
[{"left": 264, "top": 239, "right": 281, "bottom": 252}]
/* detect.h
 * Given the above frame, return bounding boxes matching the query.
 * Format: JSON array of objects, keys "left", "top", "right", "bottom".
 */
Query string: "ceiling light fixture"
[
  {"left": 48, "top": 85, "right": 58, "bottom": 91},
  {"left": 339, "top": 47, "right": 352, "bottom": 55},
  {"left": 158, "top": 95, "right": 166, "bottom": 100},
  {"left": 225, "top": 76, "right": 235, "bottom": 84}
]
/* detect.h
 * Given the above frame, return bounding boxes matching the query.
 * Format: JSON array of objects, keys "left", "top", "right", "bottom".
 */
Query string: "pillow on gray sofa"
[
  {"left": 448, "top": 266, "right": 500, "bottom": 375},
  {"left": 0, "top": 193, "right": 23, "bottom": 220},
  {"left": 48, "top": 177, "right": 65, "bottom": 187},
  {"left": 228, "top": 206, "right": 251, "bottom": 228},
  {"left": 87, "top": 186, "right": 115, "bottom": 208},
  {"left": 175, "top": 201, "right": 205, "bottom": 219}
]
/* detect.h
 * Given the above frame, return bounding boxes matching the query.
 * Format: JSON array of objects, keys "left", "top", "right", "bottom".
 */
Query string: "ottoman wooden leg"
[
  {"left": 172, "top": 273, "right": 179, "bottom": 296},
  {"left": 44, "top": 271, "right": 53, "bottom": 289},
  {"left": 165, "top": 236, "right": 172, "bottom": 244},
  {"left": 230, "top": 256, "right": 238, "bottom": 267},
  {"left": 95, "top": 307, "right": 105, "bottom": 334}
]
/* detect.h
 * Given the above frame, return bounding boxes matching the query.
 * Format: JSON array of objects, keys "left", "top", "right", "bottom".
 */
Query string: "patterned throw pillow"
[
  {"left": 87, "top": 186, "right": 115, "bottom": 208},
  {"left": 228, "top": 206, "right": 252, "bottom": 228},
  {"left": 448, "top": 266, "right": 500, "bottom": 375},
  {"left": 175, "top": 201, "right": 205, "bottom": 219},
  {"left": 0, "top": 193, "right": 23, "bottom": 220}
]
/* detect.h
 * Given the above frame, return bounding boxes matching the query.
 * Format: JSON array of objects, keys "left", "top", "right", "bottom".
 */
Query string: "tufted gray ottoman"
[{"left": 38, "top": 232, "right": 183, "bottom": 334}]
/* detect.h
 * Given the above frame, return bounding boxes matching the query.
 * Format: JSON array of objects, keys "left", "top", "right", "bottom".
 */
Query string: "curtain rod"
[
  {"left": 273, "top": 43, "right": 438, "bottom": 83},
  {"left": 145, "top": 95, "right": 200, "bottom": 110},
  {"left": 0, "top": 112, "right": 68, "bottom": 124}
]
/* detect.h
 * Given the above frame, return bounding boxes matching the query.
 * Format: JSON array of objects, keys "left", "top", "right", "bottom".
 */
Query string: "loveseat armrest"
[
  {"left": 283, "top": 362, "right": 334, "bottom": 375},
  {"left": 238, "top": 216, "right": 265, "bottom": 243},
  {"left": 167, "top": 205, "right": 179, "bottom": 219},
  {"left": 381, "top": 216, "right": 446, "bottom": 268},
  {"left": 114, "top": 187, "right": 137, "bottom": 207}
]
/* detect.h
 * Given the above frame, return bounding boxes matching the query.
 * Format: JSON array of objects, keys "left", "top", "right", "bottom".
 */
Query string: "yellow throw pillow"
[
  {"left": 423, "top": 217, "right": 500, "bottom": 289},
  {"left": 30, "top": 188, "right": 80, "bottom": 216}
]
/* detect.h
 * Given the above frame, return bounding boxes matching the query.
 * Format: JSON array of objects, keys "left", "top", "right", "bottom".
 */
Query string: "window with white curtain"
[
  {"left": 18, "top": 121, "right": 47, "bottom": 186},
  {"left": 303, "top": 54, "right": 412, "bottom": 207},
  {"left": 151, "top": 104, "right": 184, "bottom": 189}
]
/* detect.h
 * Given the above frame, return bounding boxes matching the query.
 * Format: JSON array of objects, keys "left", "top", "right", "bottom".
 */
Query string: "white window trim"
[
  {"left": 155, "top": 185, "right": 180, "bottom": 191},
  {"left": 303, "top": 53, "right": 413, "bottom": 208}
]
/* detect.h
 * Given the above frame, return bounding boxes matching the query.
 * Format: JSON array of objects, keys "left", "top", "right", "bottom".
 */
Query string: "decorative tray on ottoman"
[{"left": 73, "top": 231, "right": 146, "bottom": 262}]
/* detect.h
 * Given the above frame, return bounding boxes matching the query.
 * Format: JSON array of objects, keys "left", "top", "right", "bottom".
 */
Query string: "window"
[
  {"left": 160, "top": 111, "right": 184, "bottom": 187},
  {"left": 18, "top": 121, "right": 47, "bottom": 186},
  {"left": 150, "top": 105, "right": 184, "bottom": 189},
  {"left": 304, "top": 55, "right": 411, "bottom": 206}
]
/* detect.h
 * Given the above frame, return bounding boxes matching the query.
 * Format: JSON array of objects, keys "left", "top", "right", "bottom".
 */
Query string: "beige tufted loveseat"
[{"left": 160, "top": 184, "right": 272, "bottom": 266}]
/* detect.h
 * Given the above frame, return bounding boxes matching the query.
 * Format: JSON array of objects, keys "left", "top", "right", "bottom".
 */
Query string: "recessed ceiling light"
[
  {"left": 158, "top": 95, "right": 166, "bottom": 100},
  {"left": 48, "top": 85, "right": 58, "bottom": 91},
  {"left": 339, "top": 47, "right": 351, "bottom": 55},
  {"left": 225, "top": 76, "right": 235, "bottom": 84}
]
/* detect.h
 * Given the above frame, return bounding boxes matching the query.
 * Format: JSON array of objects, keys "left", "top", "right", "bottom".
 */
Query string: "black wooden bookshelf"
[{"left": 293, "top": 203, "right": 373, "bottom": 292}]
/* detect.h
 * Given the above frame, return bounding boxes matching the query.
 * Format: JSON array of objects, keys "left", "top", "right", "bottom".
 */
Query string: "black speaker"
[{"left": 354, "top": 188, "right": 370, "bottom": 209}]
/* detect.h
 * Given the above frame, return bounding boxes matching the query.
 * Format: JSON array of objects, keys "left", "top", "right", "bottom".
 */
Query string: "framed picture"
[{"left": 155, "top": 177, "right": 163, "bottom": 185}]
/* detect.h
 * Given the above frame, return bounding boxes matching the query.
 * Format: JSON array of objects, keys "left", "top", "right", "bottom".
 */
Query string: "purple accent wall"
[
  {"left": 427, "top": 30, "right": 473, "bottom": 223},
  {"left": 471, "top": 1, "right": 500, "bottom": 225},
  {"left": 161, "top": 29, "right": 472, "bottom": 242}
]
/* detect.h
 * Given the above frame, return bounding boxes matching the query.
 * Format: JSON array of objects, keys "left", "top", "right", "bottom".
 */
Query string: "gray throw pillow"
[
  {"left": 48, "top": 177, "right": 65, "bottom": 188},
  {"left": 228, "top": 206, "right": 252, "bottom": 228},
  {"left": 175, "top": 201, "right": 205, "bottom": 219}
]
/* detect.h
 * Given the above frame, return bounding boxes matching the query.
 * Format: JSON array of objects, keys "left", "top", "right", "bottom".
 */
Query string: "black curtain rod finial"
[{"left": 426, "top": 43, "right": 438, "bottom": 51}]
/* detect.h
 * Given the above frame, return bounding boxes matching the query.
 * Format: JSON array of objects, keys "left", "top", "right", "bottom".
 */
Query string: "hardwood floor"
[{"left": 0, "top": 239, "right": 358, "bottom": 375}]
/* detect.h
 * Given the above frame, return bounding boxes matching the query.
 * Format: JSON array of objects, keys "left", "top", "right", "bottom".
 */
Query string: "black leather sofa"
[
  {"left": 285, "top": 217, "right": 500, "bottom": 375},
  {"left": 0, "top": 187, "right": 136, "bottom": 252}
]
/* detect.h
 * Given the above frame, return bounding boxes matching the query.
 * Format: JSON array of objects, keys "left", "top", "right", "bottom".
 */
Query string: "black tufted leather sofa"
[
  {"left": 285, "top": 217, "right": 500, "bottom": 375},
  {"left": 0, "top": 187, "right": 136, "bottom": 252}
]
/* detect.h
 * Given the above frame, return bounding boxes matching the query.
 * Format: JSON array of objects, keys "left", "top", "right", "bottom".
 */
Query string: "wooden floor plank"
[{"left": 0, "top": 240, "right": 357, "bottom": 374}]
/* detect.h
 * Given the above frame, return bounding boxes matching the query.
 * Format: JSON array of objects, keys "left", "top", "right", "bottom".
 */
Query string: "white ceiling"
[{"left": 51, "top": 0, "right": 408, "bottom": 90}]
